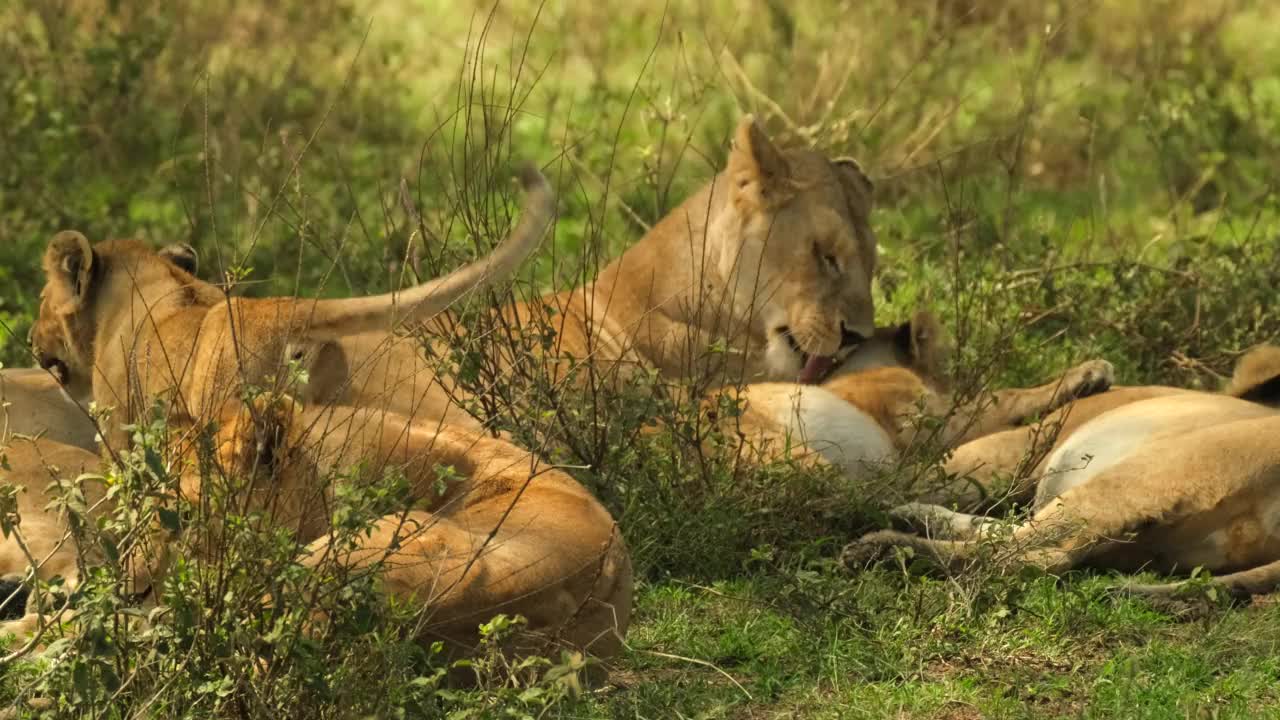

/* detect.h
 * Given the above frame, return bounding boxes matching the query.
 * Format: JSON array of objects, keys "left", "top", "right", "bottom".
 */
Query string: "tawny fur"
[
  {"left": 0, "top": 438, "right": 105, "bottom": 638},
  {"left": 0, "top": 369, "right": 97, "bottom": 452},
  {"left": 847, "top": 345, "right": 1280, "bottom": 600},
  {"left": 32, "top": 117, "right": 881, "bottom": 438},
  {"left": 940, "top": 345, "right": 1280, "bottom": 510},
  {"left": 180, "top": 397, "right": 631, "bottom": 661},
  {"left": 280, "top": 115, "right": 882, "bottom": 430},
  {"left": 30, "top": 170, "right": 554, "bottom": 449}
]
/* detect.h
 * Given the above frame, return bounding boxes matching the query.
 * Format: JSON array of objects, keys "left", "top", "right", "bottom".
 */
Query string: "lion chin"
[{"left": 764, "top": 331, "right": 840, "bottom": 384}]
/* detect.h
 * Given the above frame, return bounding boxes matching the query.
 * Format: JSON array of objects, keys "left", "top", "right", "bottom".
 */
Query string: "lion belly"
[
  {"left": 1048, "top": 411, "right": 1280, "bottom": 574},
  {"left": 1038, "top": 394, "right": 1275, "bottom": 509}
]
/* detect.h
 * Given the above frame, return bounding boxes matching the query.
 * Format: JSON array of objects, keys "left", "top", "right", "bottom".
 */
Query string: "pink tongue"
[{"left": 798, "top": 355, "right": 834, "bottom": 384}]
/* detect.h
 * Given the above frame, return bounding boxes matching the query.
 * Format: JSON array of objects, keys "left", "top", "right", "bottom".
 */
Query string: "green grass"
[
  {"left": 3, "top": 0, "right": 1280, "bottom": 717},
  {"left": 582, "top": 575, "right": 1280, "bottom": 719}
]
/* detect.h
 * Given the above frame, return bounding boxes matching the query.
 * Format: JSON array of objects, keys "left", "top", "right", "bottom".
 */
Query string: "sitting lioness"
[
  {"left": 843, "top": 345, "right": 1280, "bottom": 600},
  {"left": 29, "top": 168, "right": 554, "bottom": 448},
  {"left": 171, "top": 395, "right": 631, "bottom": 663},
  {"left": 703, "top": 311, "right": 1115, "bottom": 491}
]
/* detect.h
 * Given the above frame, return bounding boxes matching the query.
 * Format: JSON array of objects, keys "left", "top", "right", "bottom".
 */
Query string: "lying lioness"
[
  {"left": 5, "top": 243, "right": 200, "bottom": 453},
  {"left": 30, "top": 169, "right": 554, "bottom": 448},
  {"left": 704, "top": 311, "right": 1114, "bottom": 491},
  {"left": 475, "top": 115, "right": 879, "bottom": 383},
  {"left": 173, "top": 395, "right": 631, "bottom": 661},
  {"left": 0, "top": 408, "right": 630, "bottom": 665},
  {"left": 934, "top": 347, "right": 1280, "bottom": 510},
  {"left": 842, "top": 346, "right": 1280, "bottom": 600}
]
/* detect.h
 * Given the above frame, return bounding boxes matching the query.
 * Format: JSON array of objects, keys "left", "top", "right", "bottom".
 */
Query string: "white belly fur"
[
  {"left": 1039, "top": 394, "right": 1274, "bottom": 507},
  {"left": 750, "top": 386, "right": 896, "bottom": 480},
  {"left": 1039, "top": 414, "right": 1157, "bottom": 507}
]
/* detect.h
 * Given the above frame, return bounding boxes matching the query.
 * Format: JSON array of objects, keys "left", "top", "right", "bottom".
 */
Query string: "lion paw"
[
  {"left": 887, "top": 502, "right": 981, "bottom": 540},
  {"left": 888, "top": 502, "right": 953, "bottom": 525},
  {"left": 840, "top": 531, "right": 898, "bottom": 570},
  {"left": 1059, "top": 359, "right": 1115, "bottom": 403}
]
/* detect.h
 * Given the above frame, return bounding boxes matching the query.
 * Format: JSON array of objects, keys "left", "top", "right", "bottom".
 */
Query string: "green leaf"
[{"left": 144, "top": 446, "right": 167, "bottom": 480}]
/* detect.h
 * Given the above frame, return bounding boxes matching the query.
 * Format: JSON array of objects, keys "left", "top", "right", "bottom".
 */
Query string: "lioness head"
[
  {"left": 711, "top": 116, "right": 878, "bottom": 384},
  {"left": 31, "top": 231, "right": 209, "bottom": 401}
]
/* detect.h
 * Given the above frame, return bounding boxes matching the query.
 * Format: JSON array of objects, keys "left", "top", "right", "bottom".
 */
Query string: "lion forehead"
[{"left": 763, "top": 204, "right": 863, "bottom": 263}]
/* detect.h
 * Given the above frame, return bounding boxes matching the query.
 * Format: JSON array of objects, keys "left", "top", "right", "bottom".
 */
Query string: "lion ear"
[
  {"left": 832, "top": 157, "right": 877, "bottom": 276},
  {"left": 727, "top": 115, "right": 792, "bottom": 208},
  {"left": 158, "top": 242, "right": 199, "bottom": 276},
  {"left": 304, "top": 341, "right": 350, "bottom": 405},
  {"left": 43, "top": 230, "right": 95, "bottom": 310},
  {"left": 832, "top": 157, "right": 874, "bottom": 218},
  {"left": 1224, "top": 345, "right": 1280, "bottom": 405},
  {"left": 896, "top": 310, "right": 951, "bottom": 387}
]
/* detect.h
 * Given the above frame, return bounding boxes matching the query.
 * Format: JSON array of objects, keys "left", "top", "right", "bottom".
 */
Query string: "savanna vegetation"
[{"left": 3, "top": 0, "right": 1280, "bottom": 717}]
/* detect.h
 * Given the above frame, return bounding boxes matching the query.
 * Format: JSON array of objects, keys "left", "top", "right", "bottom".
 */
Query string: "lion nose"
[{"left": 840, "top": 324, "right": 866, "bottom": 348}]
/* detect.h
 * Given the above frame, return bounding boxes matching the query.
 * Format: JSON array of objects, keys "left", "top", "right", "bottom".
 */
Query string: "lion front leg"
[
  {"left": 888, "top": 502, "right": 1008, "bottom": 540},
  {"left": 941, "top": 359, "right": 1115, "bottom": 448},
  {"left": 842, "top": 505, "right": 1106, "bottom": 577},
  {"left": 933, "top": 425, "right": 1052, "bottom": 508}
]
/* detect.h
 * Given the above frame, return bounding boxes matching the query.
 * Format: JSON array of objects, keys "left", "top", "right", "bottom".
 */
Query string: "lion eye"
[{"left": 813, "top": 242, "right": 842, "bottom": 275}]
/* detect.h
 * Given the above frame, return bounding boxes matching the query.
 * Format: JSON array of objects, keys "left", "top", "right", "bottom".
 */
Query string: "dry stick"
[
  {"left": 897, "top": 98, "right": 968, "bottom": 170},
  {"left": 0, "top": 449, "right": 116, "bottom": 663},
  {"left": 718, "top": 48, "right": 801, "bottom": 138},
  {"left": 276, "top": 170, "right": 542, "bottom": 443},
  {"left": 544, "top": 523, "right": 621, "bottom": 654},
  {"left": 568, "top": 5, "right": 669, "bottom": 467},
  {"left": 208, "top": 22, "right": 373, "bottom": 433},
  {"left": 278, "top": 398, "right": 577, "bottom": 646},
  {"left": 0, "top": 525, "right": 53, "bottom": 664}
]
